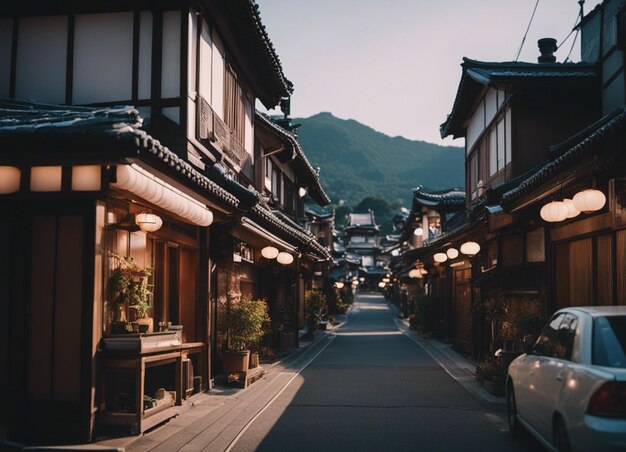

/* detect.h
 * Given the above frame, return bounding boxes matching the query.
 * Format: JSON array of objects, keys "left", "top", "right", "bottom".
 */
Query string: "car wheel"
[
  {"left": 554, "top": 416, "right": 571, "bottom": 452},
  {"left": 507, "top": 383, "right": 521, "bottom": 436}
]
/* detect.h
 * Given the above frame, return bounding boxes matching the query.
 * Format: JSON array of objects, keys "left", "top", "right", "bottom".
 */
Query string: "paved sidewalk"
[
  {"left": 387, "top": 301, "right": 506, "bottom": 410},
  {"left": 93, "top": 328, "right": 338, "bottom": 452}
]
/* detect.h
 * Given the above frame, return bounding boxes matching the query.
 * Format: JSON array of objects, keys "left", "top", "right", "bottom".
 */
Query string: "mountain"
[{"left": 295, "top": 113, "right": 465, "bottom": 208}]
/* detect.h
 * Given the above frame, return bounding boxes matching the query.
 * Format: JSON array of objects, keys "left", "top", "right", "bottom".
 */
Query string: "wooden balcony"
[{"left": 197, "top": 95, "right": 248, "bottom": 166}]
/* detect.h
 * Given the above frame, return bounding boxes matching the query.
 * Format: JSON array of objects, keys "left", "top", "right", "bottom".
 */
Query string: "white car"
[{"left": 506, "top": 306, "right": 626, "bottom": 452}]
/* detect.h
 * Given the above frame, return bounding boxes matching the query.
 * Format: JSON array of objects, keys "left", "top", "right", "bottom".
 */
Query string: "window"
[
  {"left": 224, "top": 64, "right": 246, "bottom": 146},
  {"left": 265, "top": 158, "right": 272, "bottom": 191},
  {"left": 593, "top": 316, "right": 626, "bottom": 368},
  {"left": 271, "top": 166, "right": 281, "bottom": 202},
  {"left": 533, "top": 313, "right": 565, "bottom": 357},
  {"left": 489, "top": 127, "right": 498, "bottom": 176},
  {"left": 555, "top": 314, "right": 578, "bottom": 361}
]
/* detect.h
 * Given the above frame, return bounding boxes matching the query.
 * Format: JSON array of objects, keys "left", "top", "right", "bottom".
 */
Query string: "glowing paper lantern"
[
  {"left": 572, "top": 189, "right": 606, "bottom": 213},
  {"left": 335, "top": 281, "right": 345, "bottom": 289},
  {"left": 540, "top": 201, "right": 569, "bottom": 222},
  {"left": 460, "top": 241, "right": 481, "bottom": 257},
  {"left": 446, "top": 248, "right": 459, "bottom": 259},
  {"left": 0, "top": 166, "right": 21, "bottom": 193},
  {"left": 414, "top": 227, "right": 424, "bottom": 236},
  {"left": 135, "top": 212, "right": 163, "bottom": 232},
  {"left": 277, "top": 252, "right": 294, "bottom": 265},
  {"left": 562, "top": 199, "right": 580, "bottom": 219},
  {"left": 261, "top": 246, "right": 279, "bottom": 259},
  {"left": 434, "top": 252, "right": 448, "bottom": 263}
]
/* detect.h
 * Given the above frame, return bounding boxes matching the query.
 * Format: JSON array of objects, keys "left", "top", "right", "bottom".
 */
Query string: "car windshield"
[{"left": 593, "top": 315, "right": 626, "bottom": 368}]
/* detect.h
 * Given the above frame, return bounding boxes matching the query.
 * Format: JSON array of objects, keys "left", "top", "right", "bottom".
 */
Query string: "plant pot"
[
  {"left": 137, "top": 316, "right": 153, "bottom": 333},
  {"left": 222, "top": 350, "right": 250, "bottom": 377},
  {"left": 484, "top": 376, "right": 505, "bottom": 396},
  {"left": 249, "top": 352, "right": 260, "bottom": 369}
]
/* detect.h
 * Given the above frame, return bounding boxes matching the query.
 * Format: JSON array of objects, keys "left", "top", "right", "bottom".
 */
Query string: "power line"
[{"left": 514, "top": 0, "right": 541, "bottom": 62}]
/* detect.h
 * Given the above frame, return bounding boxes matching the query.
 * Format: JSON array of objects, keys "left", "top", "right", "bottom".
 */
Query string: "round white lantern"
[
  {"left": 420, "top": 268, "right": 428, "bottom": 275},
  {"left": 433, "top": 252, "right": 448, "bottom": 263},
  {"left": 135, "top": 212, "right": 163, "bottom": 232},
  {"left": 572, "top": 189, "right": 606, "bottom": 213},
  {"left": 383, "top": 277, "right": 390, "bottom": 283},
  {"left": 414, "top": 227, "right": 424, "bottom": 236},
  {"left": 335, "top": 281, "right": 345, "bottom": 289},
  {"left": 408, "top": 269, "right": 422, "bottom": 278},
  {"left": 276, "top": 252, "right": 294, "bottom": 265},
  {"left": 261, "top": 246, "right": 279, "bottom": 259},
  {"left": 446, "top": 248, "right": 459, "bottom": 259},
  {"left": 540, "top": 201, "right": 569, "bottom": 222},
  {"left": 378, "top": 282, "right": 386, "bottom": 288},
  {"left": 391, "top": 249, "right": 399, "bottom": 257},
  {"left": 460, "top": 241, "right": 481, "bottom": 256},
  {"left": 298, "top": 187, "right": 307, "bottom": 198},
  {"left": 563, "top": 199, "right": 580, "bottom": 219}
]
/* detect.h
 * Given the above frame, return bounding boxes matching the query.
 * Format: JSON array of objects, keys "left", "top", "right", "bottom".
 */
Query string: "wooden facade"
[{"left": 0, "top": 0, "right": 330, "bottom": 445}]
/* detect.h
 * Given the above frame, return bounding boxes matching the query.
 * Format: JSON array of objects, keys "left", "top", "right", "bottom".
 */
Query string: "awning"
[{"left": 234, "top": 217, "right": 298, "bottom": 252}]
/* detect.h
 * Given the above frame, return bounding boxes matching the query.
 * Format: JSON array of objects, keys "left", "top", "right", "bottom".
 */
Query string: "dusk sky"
[{"left": 256, "top": 0, "right": 602, "bottom": 146}]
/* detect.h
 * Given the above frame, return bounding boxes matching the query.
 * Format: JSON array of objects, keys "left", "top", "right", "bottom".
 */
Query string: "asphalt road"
[{"left": 230, "top": 292, "right": 538, "bottom": 452}]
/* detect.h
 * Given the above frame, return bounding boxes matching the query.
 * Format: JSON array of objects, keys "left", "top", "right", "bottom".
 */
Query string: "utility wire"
[{"left": 514, "top": 0, "right": 541, "bottom": 61}]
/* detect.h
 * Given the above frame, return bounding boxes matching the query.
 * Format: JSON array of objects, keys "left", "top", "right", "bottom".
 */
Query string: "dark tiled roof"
[
  {"left": 441, "top": 58, "right": 597, "bottom": 139},
  {"left": 255, "top": 112, "right": 331, "bottom": 206},
  {"left": 0, "top": 99, "right": 242, "bottom": 207},
  {"left": 501, "top": 106, "right": 626, "bottom": 208},
  {"left": 222, "top": 0, "right": 293, "bottom": 108},
  {"left": 413, "top": 187, "right": 466, "bottom": 207}
]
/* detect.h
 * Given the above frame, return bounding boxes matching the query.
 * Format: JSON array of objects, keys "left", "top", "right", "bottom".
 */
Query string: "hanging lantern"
[
  {"left": 378, "top": 282, "right": 386, "bottom": 288},
  {"left": 298, "top": 187, "right": 307, "bottom": 198},
  {"left": 391, "top": 249, "right": 399, "bottom": 257},
  {"left": 383, "top": 277, "right": 390, "bottom": 283},
  {"left": 135, "top": 212, "right": 163, "bottom": 232},
  {"left": 572, "top": 189, "right": 606, "bottom": 213},
  {"left": 413, "top": 227, "right": 424, "bottom": 236},
  {"left": 446, "top": 248, "right": 459, "bottom": 259},
  {"left": 408, "top": 269, "right": 421, "bottom": 278},
  {"left": 261, "top": 246, "right": 279, "bottom": 259},
  {"left": 335, "top": 281, "right": 345, "bottom": 289},
  {"left": 359, "top": 277, "right": 365, "bottom": 282},
  {"left": 276, "top": 252, "right": 294, "bottom": 265},
  {"left": 562, "top": 199, "right": 580, "bottom": 219},
  {"left": 433, "top": 252, "right": 448, "bottom": 263},
  {"left": 353, "top": 281, "right": 359, "bottom": 286},
  {"left": 420, "top": 268, "right": 428, "bottom": 275},
  {"left": 460, "top": 241, "right": 481, "bottom": 257},
  {"left": 540, "top": 200, "right": 569, "bottom": 222}
]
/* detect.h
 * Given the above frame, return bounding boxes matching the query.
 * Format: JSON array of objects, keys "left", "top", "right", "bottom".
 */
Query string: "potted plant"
[
  {"left": 108, "top": 253, "right": 153, "bottom": 334},
  {"left": 222, "top": 297, "right": 270, "bottom": 380},
  {"left": 304, "top": 290, "right": 327, "bottom": 337}
]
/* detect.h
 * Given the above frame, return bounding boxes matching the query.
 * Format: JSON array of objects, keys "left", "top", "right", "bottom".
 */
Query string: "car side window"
[
  {"left": 533, "top": 313, "right": 565, "bottom": 356},
  {"left": 554, "top": 313, "right": 578, "bottom": 360}
]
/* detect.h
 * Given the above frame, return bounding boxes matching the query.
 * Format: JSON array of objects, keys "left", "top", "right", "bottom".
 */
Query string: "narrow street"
[{"left": 230, "top": 293, "right": 535, "bottom": 452}]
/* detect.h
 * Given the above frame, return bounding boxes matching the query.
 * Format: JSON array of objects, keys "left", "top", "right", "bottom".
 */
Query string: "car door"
[
  {"left": 532, "top": 313, "right": 578, "bottom": 440},
  {"left": 524, "top": 313, "right": 566, "bottom": 438}
]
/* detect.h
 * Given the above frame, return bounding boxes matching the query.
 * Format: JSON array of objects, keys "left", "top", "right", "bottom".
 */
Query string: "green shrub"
[
  {"left": 228, "top": 298, "right": 270, "bottom": 351},
  {"left": 305, "top": 290, "right": 328, "bottom": 333},
  {"left": 476, "top": 359, "right": 500, "bottom": 381},
  {"left": 413, "top": 294, "right": 444, "bottom": 337}
]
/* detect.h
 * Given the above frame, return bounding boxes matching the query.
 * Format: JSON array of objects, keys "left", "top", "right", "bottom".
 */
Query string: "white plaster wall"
[
  {"left": 198, "top": 21, "right": 212, "bottom": 100},
  {"left": 187, "top": 9, "right": 197, "bottom": 139},
  {"left": 244, "top": 97, "right": 254, "bottom": 161},
  {"left": 211, "top": 31, "right": 224, "bottom": 119},
  {"left": 161, "top": 10, "right": 180, "bottom": 99},
  {"left": 465, "top": 101, "right": 484, "bottom": 152},
  {"left": 505, "top": 108, "right": 512, "bottom": 166},
  {"left": 138, "top": 11, "right": 152, "bottom": 100},
  {"left": 73, "top": 12, "right": 133, "bottom": 104},
  {"left": 484, "top": 88, "right": 498, "bottom": 126},
  {"left": 0, "top": 19, "right": 13, "bottom": 97},
  {"left": 16, "top": 16, "right": 67, "bottom": 104}
]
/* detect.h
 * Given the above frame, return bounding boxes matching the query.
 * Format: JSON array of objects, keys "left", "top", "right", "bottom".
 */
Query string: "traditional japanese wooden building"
[{"left": 0, "top": 0, "right": 330, "bottom": 444}]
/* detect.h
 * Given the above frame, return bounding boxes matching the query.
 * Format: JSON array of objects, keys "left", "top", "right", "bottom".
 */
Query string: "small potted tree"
[
  {"left": 108, "top": 254, "right": 153, "bottom": 334},
  {"left": 222, "top": 297, "right": 270, "bottom": 381},
  {"left": 304, "top": 290, "right": 327, "bottom": 338}
]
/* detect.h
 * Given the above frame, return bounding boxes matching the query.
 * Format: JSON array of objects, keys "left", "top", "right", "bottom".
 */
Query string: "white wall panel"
[
  {"left": 0, "top": 19, "right": 13, "bottom": 97},
  {"left": 465, "top": 101, "right": 484, "bottom": 153},
  {"left": 199, "top": 21, "right": 212, "bottom": 100},
  {"left": 484, "top": 88, "right": 498, "bottom": 126},
  {"left": 211, "top": 31, "right": 224, "bottom": 119},
  {"left": 187, "top": 9, "right": 197, "bottom": 92},
  {"left": 244, "top": 98, "right": 254, "bottom": 161},
  {"left": 161, "top": 11, "right": 180, "bottom": 99},
  {"left": 73, "top": 12, "right": 133, "bottom": 104},
  {"left": 16, "top": 16, "right": 67, "bottom": 104},
  {"left": 138, "top": 11, "right": 152, "bottom": 100}
]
